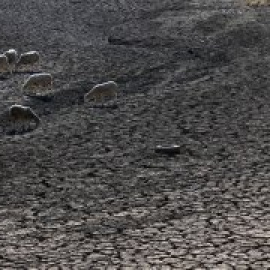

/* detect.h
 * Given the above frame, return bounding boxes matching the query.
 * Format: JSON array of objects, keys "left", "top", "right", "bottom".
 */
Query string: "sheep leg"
[
  {"left": 8, "top": 66, "right": 12, "bottom": 75},
  {"left": 36, "top": 60, "right": 40, "bottom": 71},
  {"left": 33, "top": 86, "right": 39, "bottom": 95},
  {"left": 27, "top": 121, "right": 32, "bottom": 131},
  {"left": 11, "top": 64, "right": 16, "bottom": 74},
  {"left": 11, "top": 119, "right": 16, "bottom": 132},
  {"left": 18, "top": 121, "right": 24, "bottom": 133},
  {"left": 12, "top": 120, "right": 19, "bottom": 133},
  {"left": 22, "top": 122, "right": 26, "bottom": 132},
  {"left": 23, "top": 120, "right": 31, "bottom": 132},
  {"left": 34, "top": 61, "right": 40, "bottom": 72}
]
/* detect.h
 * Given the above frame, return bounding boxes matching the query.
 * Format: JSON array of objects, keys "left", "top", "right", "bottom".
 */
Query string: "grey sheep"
[
  {"left": 0, "top": 54, "right": 11, "bottom": 74},
  {"left": 4, "top": 49, "right": 18, "bottom": 73},
  {"left": 16, "top": 51, "right": 40, "bottom": 71},
  {"left": 22, "top": 72, "right": 53, "bottom": 95},
  {"left": 84, "top": 81, "right": 118, "bottom": 103},
  {"left": 9, "top": 104, "right": 40, "bottom": 129}
]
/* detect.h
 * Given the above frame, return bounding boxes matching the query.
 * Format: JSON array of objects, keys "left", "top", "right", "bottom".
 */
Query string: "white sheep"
[
  {"left": 245, "top": 0, "right": 270, "bottom": 5},
  {"left": 16, "top": 51, "right": 40, "bottom": 71},
  {"left": 9, "top": 104, "right": 40, "bottom": 130},
  {"left": 4, "top": 49, "right": 18, "bottom": 73},
  {"left": 84, "top": 81, "right": 118, "bottom": 103},
  {"left": 0, "top": 54, "right": 11, "bottom": 74},
  {"left": 22, "top": 72, "right": 53, "bottom": 95}
]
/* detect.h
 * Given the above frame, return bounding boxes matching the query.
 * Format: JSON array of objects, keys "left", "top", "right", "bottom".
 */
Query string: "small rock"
[{"left": 154, "top": 144, "right": 181, "bottom": 156}]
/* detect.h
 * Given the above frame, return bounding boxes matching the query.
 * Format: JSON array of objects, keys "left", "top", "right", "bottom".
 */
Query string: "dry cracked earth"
[{"left": 0, "top": 0, "right": 270, "bottom": 269}]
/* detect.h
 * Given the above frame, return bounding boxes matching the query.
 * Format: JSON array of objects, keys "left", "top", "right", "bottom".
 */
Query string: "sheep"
[
  {"left": 22, "top": 72, "right": 53, "bottom": 96},
  {"left": 4, "top": 49, "right": 18, "bottom": 73},
  {"left": 245, "top": 0, "right": 270, "bottom": 5},
  {"left": 16, "top": 50, "right": 40, "bottom": 71},
  {"left": 0, "top": 54, "right": 11, "bottom": 74},
  {"left": 84, "top": 81, "right": 118, "bottom": 103},
  {"left": 9, "top": 104, "right": 40, "bottom": 131}
]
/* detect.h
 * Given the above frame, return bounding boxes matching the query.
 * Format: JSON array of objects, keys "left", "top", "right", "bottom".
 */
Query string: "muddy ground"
[{"left": 0, "top": 0, "right": 269, "bottom": 269}]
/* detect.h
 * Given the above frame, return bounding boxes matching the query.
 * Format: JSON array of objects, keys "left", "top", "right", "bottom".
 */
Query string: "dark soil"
[{"left": 0, "top": 0, "right": 269, "bottom": 269}]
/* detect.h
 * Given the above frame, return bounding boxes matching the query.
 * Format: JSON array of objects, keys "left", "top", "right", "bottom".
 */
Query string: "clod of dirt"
[{"left": 154, "top": 144, "right": 181, "bottom": 156}]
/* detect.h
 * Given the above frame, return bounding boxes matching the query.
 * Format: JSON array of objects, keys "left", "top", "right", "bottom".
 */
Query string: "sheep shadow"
[
  {"left": 3, "top": 121, "right": 39, "bottom": 136},
  {"left": 6, "top": 129, "right": 31, "bottom": 136},
  {"left": 89, "top": 103, "right": 119, "bottom": 109},
  {"left": 20, "top": 80, "right": 119, "bottom": 120},
  {"left": 0, "top": 75, "right": 10, "bottom": 80},
  {"left": 0, "top": 125, "right": 36, "bottom": 136},
  {"left": 13, "top": 70, "right": 42, "bottom": 75},
  {"left": 23, "top": 94, "right": 54, "bottom": 103}
]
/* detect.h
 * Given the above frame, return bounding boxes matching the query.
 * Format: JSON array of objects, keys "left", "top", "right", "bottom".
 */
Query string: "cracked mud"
[{"left": 0, "top": 0, "right": 269, "bottom": 269}]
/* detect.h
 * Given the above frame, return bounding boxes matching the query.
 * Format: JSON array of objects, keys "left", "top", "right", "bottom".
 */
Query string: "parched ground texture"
[{"left": 0, "top": 0, "right": 269, "bottom": 269}]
